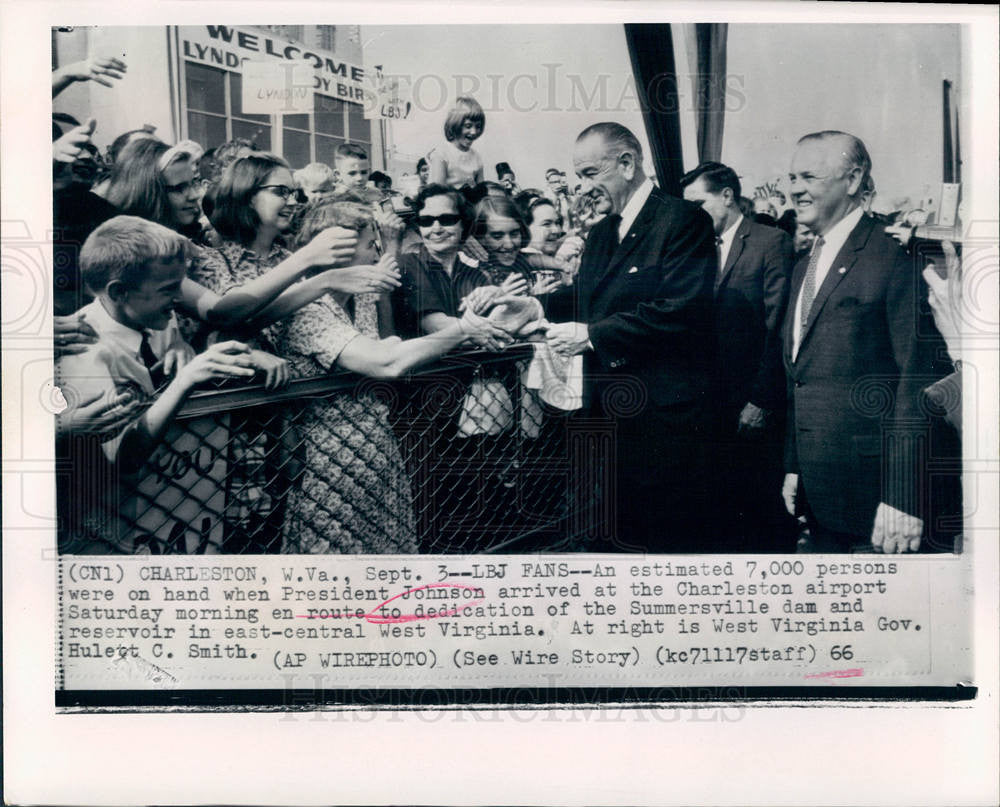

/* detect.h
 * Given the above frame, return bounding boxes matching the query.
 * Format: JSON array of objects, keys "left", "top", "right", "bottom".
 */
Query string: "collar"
[
  {"left": 618, "top": 177, "right": 654, "bottom": 238},
  {"left": 720, "top": 213, "right": 744, "bottom": 247},
  {"left": 82, "top": 298, "right": 145, "bottom": 355},
  {"left": 816, "top": 205, "right": 864, "bottom": 253}
]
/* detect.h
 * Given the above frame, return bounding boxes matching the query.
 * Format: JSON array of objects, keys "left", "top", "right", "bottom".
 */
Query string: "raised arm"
[{"left": 188, "top": 227, "right": 359, "bottom": 326}]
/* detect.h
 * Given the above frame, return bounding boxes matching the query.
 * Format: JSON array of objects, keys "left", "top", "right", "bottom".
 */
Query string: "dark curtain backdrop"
[
  {"left": 693, "top": 23, "right": 728, "bottom": 164},
  {"left": 624, "top": 23, "right": 684, "bottom": 197}
]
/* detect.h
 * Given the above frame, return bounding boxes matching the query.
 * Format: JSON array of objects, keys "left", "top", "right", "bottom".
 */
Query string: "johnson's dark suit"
[
  {"left": 713, "top": 217, "right": 795, "bottom": 551},
  {"left": 553, "top": 187, "right": 717, "bottom": 551},
  {"left": 783, "top": 213, "right": 944, "bottom": 545}
]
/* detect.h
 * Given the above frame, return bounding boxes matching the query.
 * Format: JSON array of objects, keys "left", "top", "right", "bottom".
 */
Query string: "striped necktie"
[{"left": 799, "top": 236, "right": 825, "bottom": 329}]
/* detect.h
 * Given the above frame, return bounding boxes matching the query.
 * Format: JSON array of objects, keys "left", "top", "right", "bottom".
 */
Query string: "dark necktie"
[
  {"left": 714, "top": 236, "right": 725, "bottom": 290},
  {"left": 139, "top": 332, "right": 167, "bottom": 390},
  {"left": 799, "top": 236, "right": 825, "bottom": 330},
  {"left": 607, "top": 214, "right": 622, "bottom": 248}
]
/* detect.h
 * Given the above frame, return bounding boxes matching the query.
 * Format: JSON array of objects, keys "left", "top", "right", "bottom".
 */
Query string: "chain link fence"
[{"left": 57, "top": 345, "right": 611, "bottom": 555}]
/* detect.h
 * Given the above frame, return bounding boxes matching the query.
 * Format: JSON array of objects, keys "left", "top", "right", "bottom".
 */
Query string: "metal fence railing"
[{"left": 57, "top": 346, "right": 607, "bottom": 555}]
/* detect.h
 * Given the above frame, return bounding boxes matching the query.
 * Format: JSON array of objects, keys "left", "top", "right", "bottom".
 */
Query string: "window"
[
  {"left": 184, "top": 62, "right": 272, "bottom": 151},
  {"left": 184, "top": 64, "right": 373, "bottom": 167}
]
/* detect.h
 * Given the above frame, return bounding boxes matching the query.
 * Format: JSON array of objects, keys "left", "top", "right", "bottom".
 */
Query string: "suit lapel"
[
  {"left": 797, "top": 214, "right": 875, "bottom": 352},
  {"left": 716, "top": 217, "right": 750, "bottom": 294},
  {"left": 592, "top": 193, "right": 659, "bottom": 294}
]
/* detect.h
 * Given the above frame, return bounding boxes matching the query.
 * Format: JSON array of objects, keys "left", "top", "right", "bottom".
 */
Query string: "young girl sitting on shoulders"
[{"left": 427, "top": 96, "right": 486, "bottom": 191}]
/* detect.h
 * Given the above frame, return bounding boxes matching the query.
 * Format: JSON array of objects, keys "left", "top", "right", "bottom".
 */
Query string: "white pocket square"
[{"left": 627, "top": 266, "right": 639, "bottom": 274}]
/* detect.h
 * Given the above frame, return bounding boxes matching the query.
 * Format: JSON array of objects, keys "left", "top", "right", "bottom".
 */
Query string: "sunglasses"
[
  {"left": 415, "top": 213, "right": 462, "bottom": 228},
  {"left": 259, "top": 185, "right": 307, "bottom": 203}
]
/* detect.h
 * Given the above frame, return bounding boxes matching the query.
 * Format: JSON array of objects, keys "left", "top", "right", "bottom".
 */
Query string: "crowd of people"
[{"left": 52, "top": 62, "right": 962, "bottom": 556}]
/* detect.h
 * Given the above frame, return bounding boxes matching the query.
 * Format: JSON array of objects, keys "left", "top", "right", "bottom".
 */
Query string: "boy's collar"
[{"left": 88, "top": 297, "right": 145, "bottom": 354}]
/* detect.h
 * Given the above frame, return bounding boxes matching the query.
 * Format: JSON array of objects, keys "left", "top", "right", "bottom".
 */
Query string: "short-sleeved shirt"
[{"left": 396, "top": 246, "right": 491, "bottom": 335}]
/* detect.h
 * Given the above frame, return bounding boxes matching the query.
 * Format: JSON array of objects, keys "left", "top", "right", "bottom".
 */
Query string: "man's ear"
[
  {"left": 845, "top": 166, "right": 865, "bottom": 197},
  {"left": 106, "top": 279, "right": 129, "bottom": 304},
  {"left": 722, "top": 187, "right": 735, "bottom": 207},
  {"left": 618, "top": 150, "right": 637, "bottom": 182}
]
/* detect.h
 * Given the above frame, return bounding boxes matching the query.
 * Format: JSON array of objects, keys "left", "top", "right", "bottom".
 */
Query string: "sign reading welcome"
[{"left": 179, "top": 25, "right": 366, "bottom": 105}]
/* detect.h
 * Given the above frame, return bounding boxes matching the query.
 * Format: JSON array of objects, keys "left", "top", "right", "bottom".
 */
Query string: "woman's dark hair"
[
  {"left": 513, "top": 190, "right": 558, "bottom": 224},
  {"left": 412, "top": 183, "right": 473, "bottom": 238},
  {"left": 471, "top": 195, "right": 530, "bottom": 247},
  {"left": 210, "top": 152, "right": 291, "bottom": 246}
]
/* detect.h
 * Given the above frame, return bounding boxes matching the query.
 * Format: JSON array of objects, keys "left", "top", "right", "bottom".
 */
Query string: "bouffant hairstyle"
[{"left": 412, "top": 183, "right": 474, "bottom": 239}]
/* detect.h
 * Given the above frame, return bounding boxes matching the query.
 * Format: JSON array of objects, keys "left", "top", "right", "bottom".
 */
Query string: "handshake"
[
  {"left": 456, "top": 274, "right": 590, "bottom": 357},
  {"left": 456, "top": 275, "right": 547, "bottom": 352}
]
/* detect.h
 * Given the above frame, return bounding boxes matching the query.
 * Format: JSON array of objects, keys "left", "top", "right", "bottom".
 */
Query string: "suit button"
[{"left": 795, "top": 381, "right": 804, "bottom": 388}]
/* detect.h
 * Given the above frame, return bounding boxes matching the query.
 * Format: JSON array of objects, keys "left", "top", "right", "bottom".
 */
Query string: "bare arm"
[
  {"left": 118, "top": 342, "right": 255, "bottom": 474},
  {"left": 336, "top": 314, "right": 494, "bottom": 379},
  {"left": 188, "top": 227, "right": 359, "bottom": 327},
  {"left": 428, "top": 151, "right": 448, "bottom": 185}
]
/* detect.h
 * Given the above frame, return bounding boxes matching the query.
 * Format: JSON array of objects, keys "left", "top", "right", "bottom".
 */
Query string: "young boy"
[
  {"left": 332, "top": 143, "right": 370, "bottom": 194},
  {"left": 57, "top": 215, "right": 258, "bottom": 552}
]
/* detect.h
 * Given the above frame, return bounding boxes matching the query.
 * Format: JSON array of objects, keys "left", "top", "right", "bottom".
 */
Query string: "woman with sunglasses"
[
  {"left": 279, "top": 197, "right": 508, "bottom": 554},
  {"left": 394, "top": 185, "right": 541, "bottom": 552},
  {"left": 394, "top": 184, "right": 510, "bottom": 344}
]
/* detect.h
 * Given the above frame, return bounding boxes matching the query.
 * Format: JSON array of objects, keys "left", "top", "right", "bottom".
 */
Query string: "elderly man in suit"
[
  {"left": 681, "top": 162, "right": 795, "bottom": 552},
  {"left": 782, "top": 130, "right": 946, "bottom": 553},
  {"left": 546, "top": 122, "right": 717, "bottom": 552}
]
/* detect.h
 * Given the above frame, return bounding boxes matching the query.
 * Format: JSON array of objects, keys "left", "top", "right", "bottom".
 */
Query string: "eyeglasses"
[
  {"left": 415, "top": 213, "right": 462, "bottom": 228},
  {"left": 165, "top": 179, "right": 202, "bottom": 195},
  {"left": 259, "top": 185, "right": 306, "bottom": 203}
]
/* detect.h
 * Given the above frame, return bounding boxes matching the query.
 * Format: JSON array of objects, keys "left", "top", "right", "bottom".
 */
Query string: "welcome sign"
[{"left": 179, "top": 25, "right": 367, "bottom": 105}]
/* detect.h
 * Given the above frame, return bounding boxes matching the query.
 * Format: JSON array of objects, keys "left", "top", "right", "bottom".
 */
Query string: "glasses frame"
[
  {"left": 415, "top": 213, "right": 462, "bottom": 228},
  {"left": 258, "top": 184, "right": 305, "bottom": 203}
]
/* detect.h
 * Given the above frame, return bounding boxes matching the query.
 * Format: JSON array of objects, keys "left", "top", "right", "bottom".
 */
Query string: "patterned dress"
[
  {"left": 187, "top": 240, "right": 293, "bottom": 352},
  {"left": 186, "top": 239, "right": 296, "bottom": 553},
  {"left": 281, "top": 292, "right": 418, "bottom": 555}
]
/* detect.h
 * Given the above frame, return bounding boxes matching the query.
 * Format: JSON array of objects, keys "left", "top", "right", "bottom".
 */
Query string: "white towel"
[{"left": 524, "top": 342, "right": 584, "bottom": 411}]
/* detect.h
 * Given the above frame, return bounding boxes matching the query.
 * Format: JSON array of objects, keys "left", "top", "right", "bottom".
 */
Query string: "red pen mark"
[
  {"left": 804, "top": 668, "right": 864, "bottom": 679},
  {"left": 297, "top": 584, "right": 485, "bottom": 624}
]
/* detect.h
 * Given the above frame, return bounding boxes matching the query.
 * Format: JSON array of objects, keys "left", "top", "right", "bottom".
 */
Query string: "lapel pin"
[
  {"left": 628, "top": 266, "right": 639, "bottom": 274},
  {"left": 838, "top": 267, "right": 846, "bottom": 274}
]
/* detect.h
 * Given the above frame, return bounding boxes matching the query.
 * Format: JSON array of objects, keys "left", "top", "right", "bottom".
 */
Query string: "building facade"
[{"left": 53, "top": 24, "right": 385, "bottom": 169}]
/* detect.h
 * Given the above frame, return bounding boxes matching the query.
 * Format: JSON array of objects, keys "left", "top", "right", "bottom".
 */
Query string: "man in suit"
[
  {"left": 546, "top": 122, "right": 717, "bottom": 552},
  {"left": 681, "top": 162, "right": 796, "bottom": 552},
  {"left": 782, "top": 130, "right": 946, "bottom": 553}
]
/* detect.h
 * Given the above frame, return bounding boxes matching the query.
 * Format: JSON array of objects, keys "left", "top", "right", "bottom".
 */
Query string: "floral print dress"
[{"left": 280, "top": 292, "right": 418, "bottom": 554}]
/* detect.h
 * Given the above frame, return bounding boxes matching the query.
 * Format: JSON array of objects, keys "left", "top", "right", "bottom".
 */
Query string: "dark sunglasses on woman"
[{"left": 415, "top": 213, "right": 462, "bottom": 228}]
